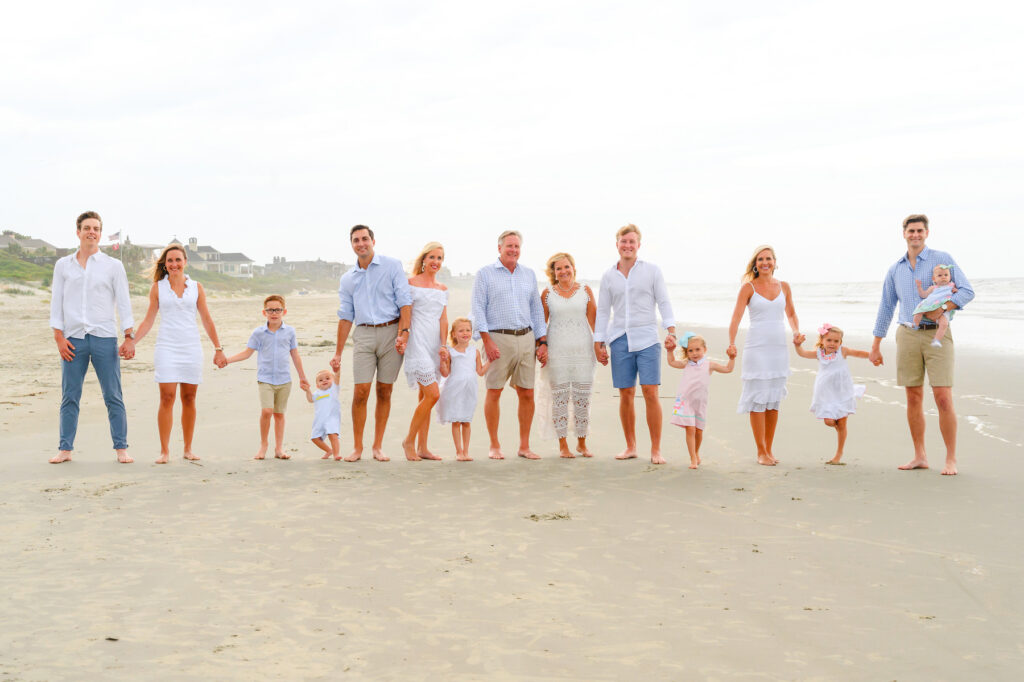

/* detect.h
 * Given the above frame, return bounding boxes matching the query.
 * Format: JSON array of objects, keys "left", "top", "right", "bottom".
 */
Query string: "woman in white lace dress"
[
  {"left": 401, "top": 242, "right": 449, "bottom": 461},
  {"left": 540, "top": 252, "right": 597, "bottom": 458},
  {"left": 727, "top": 245, "right": 804, "bottom": 466}
]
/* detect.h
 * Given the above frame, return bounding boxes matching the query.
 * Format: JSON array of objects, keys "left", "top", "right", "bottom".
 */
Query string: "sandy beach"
[{"left": 2, "top": 289, "right": 1023, "bottom": 680}]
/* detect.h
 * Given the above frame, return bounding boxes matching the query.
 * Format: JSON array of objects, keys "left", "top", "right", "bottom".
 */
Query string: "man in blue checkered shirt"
[{"left": 870, "top": 214, "right": 974, "bottom": 475}]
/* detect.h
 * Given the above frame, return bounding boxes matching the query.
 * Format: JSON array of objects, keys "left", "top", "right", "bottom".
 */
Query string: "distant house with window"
[
  {"left": 263, "top": 256, "right": 347, "bottom": 279},
  {"left": 178, "top": 237, "right": 255, "bottom": 278}
]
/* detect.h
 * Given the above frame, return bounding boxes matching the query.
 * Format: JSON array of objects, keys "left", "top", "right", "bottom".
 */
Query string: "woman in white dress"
[
  {"left": 540, "top": 252, "right": 597, "bottom": 458},
  {"left": 727, "top": 245, "right": 804, "bottom": 466},
  {"left": 132, "top": 244, "right": 226, "bottom": 463},
  {"left": 401, "top": 242, "right": 449, "bottom": 461}
]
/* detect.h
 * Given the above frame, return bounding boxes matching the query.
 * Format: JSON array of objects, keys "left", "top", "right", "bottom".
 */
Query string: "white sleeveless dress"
[
  {"left": 545, "top": 286, "right": 595, "bottom": 385},
  {"left": 404, "top": 286, "right": 448, "bottom": 388},
  {"left": 736, "top": 287, "right": 790, "bottom": 413},
  {"left": 437, "top": 346, "right": 478, "bottom": 424},
  {"left": 810, "top": 347, "right": 866, "bottom": 419},
  {"left": 153, "top": 275, "right": 203, "bottom": 384}
]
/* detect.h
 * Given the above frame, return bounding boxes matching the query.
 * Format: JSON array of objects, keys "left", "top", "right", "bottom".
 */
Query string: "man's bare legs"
[
  {"left": 749, "top": 411, "right": 774, "bottom": 465},
  {"left": 255, "top": 407, "right": 273, "bottom": 459},
  {"left": 484, "top": 388, "right": 504, "bottom": 459},
  {"left": 515, "top": 386, "right": 539, "bottom": 459},
  {"left": 898, "top": 386, "right": 929, "bottom": 470},
  {"left": 344, "top": 382, "right": 372, "bottom": 461},
  {"left": 156, "top": 383, "right": 177, "bottom": 463},
  {"left": 403, "top": 383, "right": 440, "bottom": 461},
  {"left": 615, "top": 386, "right": 638, "bottom": 459},
  {"left": 272, "top": 412, "right": 288, "bottom": 459},
  {"left": 370, "top": 382, "right": 394, "bottom": 461},
  {"left": 934, "top": 387, "right": 958, "bottom": 475},
  {"left": 180, "top": 383, "right": 199, "bottom": 460},
  {"left": 640, "top": 384, "right": 665, "bottom": 464},
  {"left": 824, "top": 417, "right": 847, "bottom": 464}
]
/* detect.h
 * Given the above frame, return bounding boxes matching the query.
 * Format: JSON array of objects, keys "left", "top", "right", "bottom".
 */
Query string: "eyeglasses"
[{"left": 264, "top": 308, "right": 284, "bottom": 313}]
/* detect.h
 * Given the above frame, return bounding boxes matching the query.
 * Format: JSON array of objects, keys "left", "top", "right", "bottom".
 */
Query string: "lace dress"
[
  {"left": 537, "top": 285, "right": 595, "bottom": 439},
  {"left": 404, "top": 286, "right": 448, "bottom": 388},
  {"left": 736, "top": 286, "right": 790, "bottom": 413}
]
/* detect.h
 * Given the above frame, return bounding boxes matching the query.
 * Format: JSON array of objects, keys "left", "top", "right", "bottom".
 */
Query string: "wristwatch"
[
  {"left": 124, "top": 332, "right": 135, "bottom": 340},
  {"left": 399, "top": 328, "right": 410, "bottom": 335}
]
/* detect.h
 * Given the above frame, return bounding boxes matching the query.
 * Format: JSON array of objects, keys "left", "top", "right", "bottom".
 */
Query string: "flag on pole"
[{"left": 108, "top": 231, "right": 121, "bottom": 242}]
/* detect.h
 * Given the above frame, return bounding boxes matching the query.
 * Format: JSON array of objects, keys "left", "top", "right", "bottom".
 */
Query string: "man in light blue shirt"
[
  {"left": 471, "top": 230, "right": 548, "bottom": 460},
  {"left": 331, "top": 225, "right": 413, "bottom": 462},
  {"left": 870, "top": 214, "right": 974, "bottom": 475}
]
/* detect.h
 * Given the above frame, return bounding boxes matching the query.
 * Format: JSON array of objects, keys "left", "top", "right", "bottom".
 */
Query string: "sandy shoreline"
[{"left": 2, "top": 290, "right": 1023, "bottom": 680}]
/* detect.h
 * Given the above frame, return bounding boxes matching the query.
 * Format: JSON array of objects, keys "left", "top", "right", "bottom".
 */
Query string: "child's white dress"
[
  {"left": 310, "top": 384, "right": 341, "bottom": 438},
  {"left": 810, "top": 347, "right": 866, "bottom": 420},
  {"left": 437, "top": 346, "right": 478, "bottom": 424}
]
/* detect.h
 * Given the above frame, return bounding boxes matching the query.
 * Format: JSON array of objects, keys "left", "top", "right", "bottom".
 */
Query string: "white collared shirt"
[
  {"left": 594, "top": 259, "right": 675, "bottom": 351},
  {"left": 49, "top": 250, "right": 134, "bottom": 338}
]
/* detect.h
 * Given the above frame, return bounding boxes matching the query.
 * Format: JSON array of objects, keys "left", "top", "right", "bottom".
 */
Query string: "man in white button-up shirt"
[
  {"left": 48, "top": 212, "right": 135, "bottom": 464},
  {"left": 593, "top": 224, "right": 676, "bottom": 464}
]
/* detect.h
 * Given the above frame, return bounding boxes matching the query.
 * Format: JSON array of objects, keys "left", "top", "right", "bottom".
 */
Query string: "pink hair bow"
[{"left": 818, "top": 323, "right": 833, "bottom": 336}]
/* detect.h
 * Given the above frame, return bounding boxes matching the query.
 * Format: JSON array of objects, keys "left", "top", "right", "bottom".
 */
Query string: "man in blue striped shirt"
[{"left": 870, "top": 214, "right": 974, "bottom": 475}]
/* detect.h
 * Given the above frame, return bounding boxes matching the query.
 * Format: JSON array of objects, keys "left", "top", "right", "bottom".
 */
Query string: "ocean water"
[{"left": 667, "top": 278, "right": 1024, "bottom": 355}]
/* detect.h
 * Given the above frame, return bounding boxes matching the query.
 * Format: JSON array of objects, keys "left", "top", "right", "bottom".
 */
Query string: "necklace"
[{"left": 555, "top": 281, "right": 575, "bottom": 294}]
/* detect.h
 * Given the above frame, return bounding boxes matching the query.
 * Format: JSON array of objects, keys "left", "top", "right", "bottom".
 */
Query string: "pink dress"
[{"left": 670, "top": 359, "right": 712, "bottom": 429}]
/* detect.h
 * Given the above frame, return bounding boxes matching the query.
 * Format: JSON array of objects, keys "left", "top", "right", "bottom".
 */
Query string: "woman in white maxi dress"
[
  {"left": 727, "top": 245, "right": 803, "bottom": 466},
  {"left": 539, "top": 252, "right": 597, "bottom": 458},
  {"left": 131, "top": 244, "right": 227, "bottom": 463},
  {"left": 401, "top": 242, "right": 449, "bottom": 461}
]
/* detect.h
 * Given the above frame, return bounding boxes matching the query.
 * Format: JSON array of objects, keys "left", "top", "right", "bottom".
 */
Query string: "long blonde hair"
[
  {"left": 411, "top": 241, "right": 444, "bottom": 276},
  {"left": 449, "top": 317, "right": 472, "bottom": 345},
  {"left": 742, "top": 244, "right": 777, "bottom": 283},
  {"left": 150, "top": 244, "right": 187, "bottom": 282}
]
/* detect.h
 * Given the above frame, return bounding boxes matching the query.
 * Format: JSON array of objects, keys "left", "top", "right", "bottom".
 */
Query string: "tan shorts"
[
  {"left": 896, "top": 325, "right": 954, "bottom": 388},
  {"left": 258, "top": 381, "right": 292, "bottom": 413},
  {"left": 352, "top": 324, "right": 403, "bottom": 385},
  {"left": 485, "top": 331, "right": 536, "bottom": 390}
]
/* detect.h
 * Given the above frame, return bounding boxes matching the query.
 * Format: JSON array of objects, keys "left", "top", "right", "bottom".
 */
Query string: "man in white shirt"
[
  {"left": 593, "top": 224, "right": 676, "bottom": 464},
  {"left": 48, "top": 211, "right": 135, "bottom": 463}
]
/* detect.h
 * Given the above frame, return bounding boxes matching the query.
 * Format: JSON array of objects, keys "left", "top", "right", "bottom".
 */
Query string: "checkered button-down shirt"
[
  {"left": 872, "top": 246, "right": 974, "bottom": 338},
  {"left": 470, "top": 260, "right": 547, "bottom": 339}
]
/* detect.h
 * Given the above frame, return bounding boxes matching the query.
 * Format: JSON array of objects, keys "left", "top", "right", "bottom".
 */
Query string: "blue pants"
[
  {"left": 60, "top": 335, "right": 128, "bottom": 451},
  {"left": 609, "top": 336, "right": 662, "bottom": 389}
]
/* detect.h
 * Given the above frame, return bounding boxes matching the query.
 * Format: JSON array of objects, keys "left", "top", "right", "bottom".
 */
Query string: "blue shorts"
[{"left": 609, "top": 336, "right": 661, "bottom": 389}]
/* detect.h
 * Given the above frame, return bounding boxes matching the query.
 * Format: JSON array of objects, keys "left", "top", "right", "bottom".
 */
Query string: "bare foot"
[
  {"left": 49, "top": 451, "right": 72, "bottom": 464},
  {"left": 418, "top": 449, "right": 442, "bottom": 461},
  {"left": 321, "top": 452, "right": 332, "bottom": 460},
  {"left": 333, "top": 454, "right": 342, "bottom": 461},
  {"left": 116, "top": 450, "right": 134, "bottom": 464},
  {"left": 757, "top": 454, "right": 776, "bottom": 466},
  {"left": 559, "top": 446, "right": 575, "bottom": 459},
  {"left": 518, "top": 449, "right": 541, "bottom": 460},
  {"left": 650, "top": 451, "right": 666, "bottom": 465},
  {"left": 402, "top": 439, "right": 421, "bottom": 461},
  {"left": 488, "top": 447, "right": 505, "bottom": 460},
  {"left": 615, "top": 449, "right": 638, "bottom": 460},
  {"left": 274, "top": 451, "right": 291, "bottom": 460},
  {"left": 456, "top": 452, "right": 473, "bottom": 462},
  {"left": 689, "top": 463, "right": 699, "bottom": 469},
  {"left": 898, "top": 458, "right": 929, "bottom": 470},
  {"left": 183, "top": 452, "right": 200, "bottom": 461},
  {"left": 941, "top": 460, "right": 958, "bottom": 475},
  {"left": 576, "top": 446, "right": 594, "bottom": 458},
  {"left": 254, "top": 444, "right": 268, "bottom": 460},
  {"left": 372, "top": 447, "right": 390, "bottom": 462},
  {"left": 155, "top": 453, "right": 170, "bottom": 464},
  {"left": 344, "top": 449, "right": 363, "bottom": 462}
]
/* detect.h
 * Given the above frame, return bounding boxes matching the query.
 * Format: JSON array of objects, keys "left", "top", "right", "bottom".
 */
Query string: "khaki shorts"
[
  {"left": 485, "top": 331, "right": 536, "bottom": 390},
  {"left": 258, "top": 381, "right": 292, "bottom": 413},
  {"left": 352, "top": 324, "right": 403, "bottom": 385},
  {"left": 896, "top": 325, "right": 954, "bottom": 387}
]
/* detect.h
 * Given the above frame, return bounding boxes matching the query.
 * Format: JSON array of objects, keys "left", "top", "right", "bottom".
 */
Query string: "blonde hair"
[
  {"left": 498, "top": 230, "right": 522, "bottom": 246},
  {"left": 742, "top": 244, "right": 777, "bottom": 283},
  {"left": 544, "top": 252, "right": 576, "bottom": 286},
  {"left": 449, "top": 317, "right": 472, "bottom": 345},
  {"left": 616, "top": 223, "right": 641, "bottom": 240},
  {"left": 677, "top": 334, "right": 707, "bottom": 359},
  {"left": 411, "top": 241, "right": 444, "bottom": 276},
  {"left": 150, "top": 244, "right": 188, "bottom": 282},
  {"left": 315, "top": 369, "right": 333, "bottom": 383},
  {"left": 815, "top": 325, "right": 844, "bottom": 350}
]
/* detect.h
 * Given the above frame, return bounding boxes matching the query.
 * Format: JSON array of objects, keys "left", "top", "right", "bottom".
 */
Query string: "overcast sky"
[{"left": 2, "top": 1, "right": 1020, "bottom": 282}]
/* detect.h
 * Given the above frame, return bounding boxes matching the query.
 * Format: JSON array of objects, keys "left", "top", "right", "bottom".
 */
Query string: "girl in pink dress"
[{"left": 666, "top": 333, "right": 736, "bottom": 469}]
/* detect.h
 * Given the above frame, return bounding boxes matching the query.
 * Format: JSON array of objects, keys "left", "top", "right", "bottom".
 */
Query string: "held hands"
[
  {"left": 792, "top": 332, "right": 806, "bottom": 346},
  {"left": 395, "top": 334, "right": 408, "bottom": 355},
  {"left": 726, "top": 345, "right": 737, "bottom": 359},
  {"left": 483, "top": 337, "right": 500, "bottom": 362},
  {"left": 213, "top": 349, "right": 227, "bottom": 368},
  {"left": 299, "top": 378, "right": 310, "bottom": 391},
  {"left": 868, "top": 348, "right": 884, "bottom": 367},
  {"left": 663, "top": 335, "right": 677, "bottom": 351},
  {"left": 118, "top": 339, "right": 135, "bottom": 360},
  {"left": 593, "top": 342, "right": 609, "bottom": 366},
  {"left": 439, "top": 347, "right": 450, "bottom": 362},
  {"left": 535, "top": 343, "right": 548, "bottom": 367},
  {"left": 330, "top": 352, "right": 342, "bottom": 372}
]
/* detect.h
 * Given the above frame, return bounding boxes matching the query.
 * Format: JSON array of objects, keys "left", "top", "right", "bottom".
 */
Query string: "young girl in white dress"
[
  {"left": 793, "top": 324, "right": 869, "bottom": 464},
  {"left": 437, "top": 318, "right": 490, "bottom": 461},
  {"left": 304, "top": 368, "right": 341, "bottom": 460},
  {"left": 665, "top": 333, "right": 736, "bottom": 469}
]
